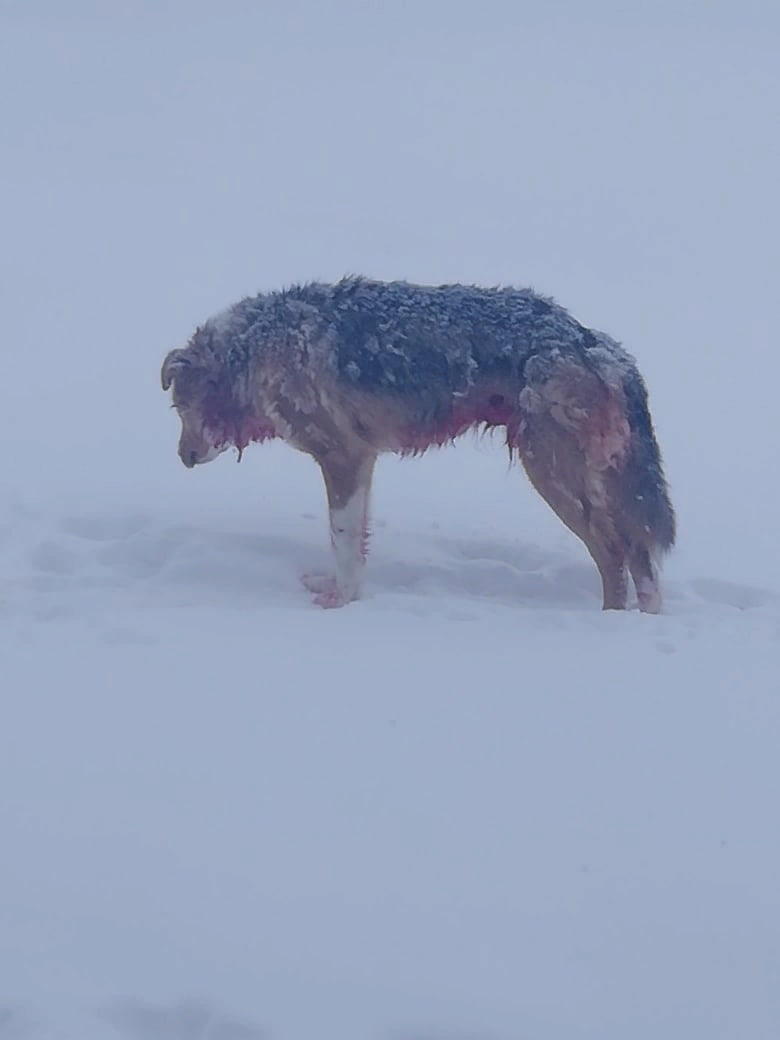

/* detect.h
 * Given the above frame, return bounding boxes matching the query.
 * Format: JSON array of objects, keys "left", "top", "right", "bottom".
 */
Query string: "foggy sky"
[{"left": 3, "top": 1, "right": 779, "bottom": 580}]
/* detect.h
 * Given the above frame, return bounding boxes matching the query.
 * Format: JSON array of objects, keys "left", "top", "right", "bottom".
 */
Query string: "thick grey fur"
[
  {"left": 164, "top": 277, "right": 675, "bottom": 611},
  {"left": 208, "top": 277, "right": 674, "bottom": 548}
]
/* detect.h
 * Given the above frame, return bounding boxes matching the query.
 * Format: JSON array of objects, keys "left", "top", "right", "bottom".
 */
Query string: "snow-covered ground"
[{"left": 3, "top": 5, "right": 780, "bottom": 1039}]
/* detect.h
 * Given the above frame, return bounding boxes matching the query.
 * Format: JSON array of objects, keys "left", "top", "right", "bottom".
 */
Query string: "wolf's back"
[{"left": 298, "top": 277, "right": 584, "bottom": 398}]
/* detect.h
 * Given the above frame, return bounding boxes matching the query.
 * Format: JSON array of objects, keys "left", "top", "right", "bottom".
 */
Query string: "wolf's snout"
[
  {"left": 179, "top": 437, "right": 224, "bottom": 468},
  {"left": 178, "top": 443, "right": 201, "bottom": 468}
]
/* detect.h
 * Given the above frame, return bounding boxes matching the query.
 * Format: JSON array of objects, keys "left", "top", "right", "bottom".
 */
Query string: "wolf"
[{"left": 161, "top": 277, "right": 675, "bottom": 612}]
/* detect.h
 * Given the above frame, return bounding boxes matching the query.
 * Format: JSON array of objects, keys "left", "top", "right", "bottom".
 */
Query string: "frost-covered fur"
[{"left": 161, "top": 277, "right": 675, "bottom": 612}]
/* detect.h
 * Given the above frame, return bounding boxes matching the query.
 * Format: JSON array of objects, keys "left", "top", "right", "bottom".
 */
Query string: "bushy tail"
[{"left": 618, "top": 367, "right": 676, "bottom": 554}]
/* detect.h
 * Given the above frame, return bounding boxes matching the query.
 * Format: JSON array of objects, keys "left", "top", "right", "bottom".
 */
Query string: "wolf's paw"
[
  {"left": 313, "top": 587, "right": 350, "bottom": 609},
  {"left": 301, "top": 572, "right": 336, "bottom": 595},
  {"left": 301, "top": 573, "right": 355, "bottom": 608}
]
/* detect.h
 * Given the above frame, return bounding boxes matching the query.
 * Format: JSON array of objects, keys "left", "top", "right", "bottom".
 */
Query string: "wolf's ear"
[{"left": 161, "top": 349, "right": 189, "bottom": 391}]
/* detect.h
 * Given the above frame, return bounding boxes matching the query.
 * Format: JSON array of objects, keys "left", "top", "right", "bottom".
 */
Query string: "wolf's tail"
[{"left": 616, "top": 364, "right": 676, "bottom": 555}]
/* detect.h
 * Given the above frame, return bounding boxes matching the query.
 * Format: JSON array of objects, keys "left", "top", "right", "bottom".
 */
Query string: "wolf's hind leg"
[
  {"left": 515, "top": 357, "right": 636, "bottom": 610},
  {"left": 309, "top": 452, "right": 376, "bottom": 608},
  {"left": 518, "top": 441, "right": 630, "bottom": 610},
  {"left": 627, "top": 544, "right": 662, "bottom": 614}
]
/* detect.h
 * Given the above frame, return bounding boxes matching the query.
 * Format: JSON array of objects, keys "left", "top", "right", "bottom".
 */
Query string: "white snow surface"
[{"left": 3, "top": 5, "right": 780, "bottom": 1039}]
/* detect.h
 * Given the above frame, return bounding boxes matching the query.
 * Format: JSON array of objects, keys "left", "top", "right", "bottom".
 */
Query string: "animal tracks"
[
  {"left": 689, "top": 577, "right": 776, "bottom": 611},
  {"left": 60, "top": 512, "right": 150, "bottom": 543},
  {"left": 2, "top": 504, "right": 779, "bottom": 635},
  {"left": 0, "top": 1007, "right": 31, "bottom": 1040},
  {"left": 0, "top": 1000, "right": 265, "bottom": 1040},
  {"left": 101, "top": 998, "right": 266, "bottom": 1040}
]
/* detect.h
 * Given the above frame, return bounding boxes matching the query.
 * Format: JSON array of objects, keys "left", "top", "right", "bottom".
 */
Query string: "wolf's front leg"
[{"left": 305, "top": 453, "right": 376, "bottom": 608}]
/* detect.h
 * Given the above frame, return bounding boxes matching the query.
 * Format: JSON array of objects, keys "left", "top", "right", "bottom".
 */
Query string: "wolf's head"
[{"left": 160, "top": 329, "right": 235, "bottom": 468}]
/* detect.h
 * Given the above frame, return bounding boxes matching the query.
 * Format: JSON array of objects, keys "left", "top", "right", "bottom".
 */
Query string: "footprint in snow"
[
  {"left": 689, "top": 577, "right": 776, "bottom": 611},
  {"left": 60, "top": 513, "right": 149, "bottom": 542},
  {"left": 100, "top": 998, "right": 266, "bottom": 1040},
  {"left": 0, "top": 1007, "right": 32, "bottom": 1039},
  {"left": 27, "top": 540, "right": 80, "bottom": 574}
]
